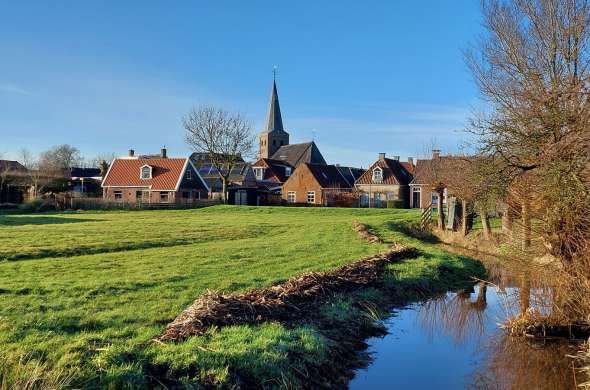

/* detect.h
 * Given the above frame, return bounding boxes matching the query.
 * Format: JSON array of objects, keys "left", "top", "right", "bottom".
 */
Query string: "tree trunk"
[
  {"left": 437, "top": 190, "right": 444, "bottom": 230},
  {"left": 221, "top": 177, "right": 228, "bottom": 204},
  {"left": 479, "top": 205, "right": 491, "bottom": 240},
  {"left": 501, "top": 206, "right": 513, "bottom": 237},
  {"left": 461, "top": 199, "right": 469, "bottom": 236},
  {"left": 521, "top": 197, "right": 531, "bottom": 251}
]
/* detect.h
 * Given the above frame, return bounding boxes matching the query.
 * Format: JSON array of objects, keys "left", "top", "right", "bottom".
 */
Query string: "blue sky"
[{"left": 0, "top": 1, "right": 483, "bottom": 167}]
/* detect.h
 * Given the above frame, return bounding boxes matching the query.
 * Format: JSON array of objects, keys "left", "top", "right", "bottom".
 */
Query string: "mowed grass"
[{"left": 0, "top": 206, "right": 437, "bottom": 388}]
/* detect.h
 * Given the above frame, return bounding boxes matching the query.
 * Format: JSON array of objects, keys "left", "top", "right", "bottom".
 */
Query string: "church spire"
[{"left": 264, "top": 79, "right": 285, "bottom": 133}]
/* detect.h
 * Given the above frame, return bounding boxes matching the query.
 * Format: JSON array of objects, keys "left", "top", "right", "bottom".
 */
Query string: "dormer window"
[
  {"left": 140, "top": 165, "right": 152, "bottom": 180},
  {"left": 285, "top": 167, "right": 292, "bottom": 177},
  {"left": 254, "top": 167, "right": 265, "bottom": 180},
  {"left": 372, "top": 167, "right": 383, "bottom": 183},
  {"left": 185, "top": 169, "right": 192, "bottom": 180}
]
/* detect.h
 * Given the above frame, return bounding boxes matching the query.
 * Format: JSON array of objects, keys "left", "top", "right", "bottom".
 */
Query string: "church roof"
[
  {"left": 263, "top": 80, "right": 286, "bottom": 134},
  {"left": 271, "top": 142, "right": 326, "bottom": 167}
]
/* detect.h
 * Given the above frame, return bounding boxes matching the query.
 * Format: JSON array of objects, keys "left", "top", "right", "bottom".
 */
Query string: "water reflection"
[{"left": 350, "top": 280, "right": 581, "bottom": 389}]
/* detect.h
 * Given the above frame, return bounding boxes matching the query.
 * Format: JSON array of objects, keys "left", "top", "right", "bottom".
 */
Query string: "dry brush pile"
[{"left": 156, "top": 244, "right": 417, "bottom": 342}]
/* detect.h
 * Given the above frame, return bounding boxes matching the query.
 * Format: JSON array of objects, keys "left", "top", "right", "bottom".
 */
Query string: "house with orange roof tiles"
[{"left": 101, "top": 148, "right": 209, "bottom": 204}]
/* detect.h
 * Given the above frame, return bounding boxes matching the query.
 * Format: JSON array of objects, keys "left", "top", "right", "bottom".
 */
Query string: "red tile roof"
[
  {"left": 355, "top": 158, "right": 413, "bottom": 185},
  {"left": 400, "top": 162, "right": 414, "bottom": 174},
  {"left": 102, "top": 158, "right": 188, "bottom": 190}
]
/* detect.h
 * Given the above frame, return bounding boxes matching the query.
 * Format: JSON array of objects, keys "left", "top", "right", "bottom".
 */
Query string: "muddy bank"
[
  {"left": 152, "top": 242, "right": 485, "bottom": 388},
  {"left": 156, "top": 244, "right": 417, "bottom": 342}
]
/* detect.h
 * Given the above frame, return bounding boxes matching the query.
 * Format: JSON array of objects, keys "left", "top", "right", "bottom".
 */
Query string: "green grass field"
[{"left": 0, "top": 206, "right": 483, "bottom": 388}]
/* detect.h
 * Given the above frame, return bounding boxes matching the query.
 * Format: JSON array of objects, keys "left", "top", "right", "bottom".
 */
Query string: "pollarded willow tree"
[
  {"left": 466, "top": 0, "right": 590, "bottom": 320},
  {"left": 183, "top": 106, "right": 255, "bottom": 203}
]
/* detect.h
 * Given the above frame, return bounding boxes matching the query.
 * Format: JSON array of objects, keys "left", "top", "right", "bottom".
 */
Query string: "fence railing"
[{"left": 68, "top": 197, "right": 221, "bottom": 211}]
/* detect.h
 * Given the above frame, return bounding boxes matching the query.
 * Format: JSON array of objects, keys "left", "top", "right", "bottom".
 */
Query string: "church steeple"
[
  {"left": 264, "top": 80, "right": 285, "bottom": 133},
  {"left": 259, "top": 78, "right": 289, "bottom": 159}
]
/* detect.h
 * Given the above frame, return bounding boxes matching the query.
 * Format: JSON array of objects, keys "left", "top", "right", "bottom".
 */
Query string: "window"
[
  {"left": 114, "top": 191, "right": 123, "bottom": 201},
  {"left": 160, "top": 191, "right": 170, "bottom": 203},
  {"left": 140, "top": 165, "right": 152, "bottom": 179},
  {"left": 136, "top": 190, "right": 150, "bottom": 203},
  {"left": 285, "top": 167, "right": 292, "bottom": 177},
  {"left": 273, "top": 140, "right": 276, "bottom": 146},
  {"left": 307, "top": 191, "right": 315, "bottom": 204},
  {"left": 185, "top": 169, "right": 192, "bottom": 180},
  {"left": 287, "top": 191, "right": 296, "bottom": 204},
  {"left": 412, "top": 187, "right": 421, "bottom": 208},
  {"left": 182, "top": 191, "right": 190, "bottom": 199},
  {"left": 280, "top": 140, "right": 284, "bottom": 146},
  {"left": 254, "top": 168, "right": 264, "bottom": 180},
  {"left": 372, "top": 167, "right": 383, "bottom": 183}
]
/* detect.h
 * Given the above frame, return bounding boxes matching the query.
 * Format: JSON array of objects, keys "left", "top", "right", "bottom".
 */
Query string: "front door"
[{"left": 412, "top": 190, "right": 421, "bottom": 208}]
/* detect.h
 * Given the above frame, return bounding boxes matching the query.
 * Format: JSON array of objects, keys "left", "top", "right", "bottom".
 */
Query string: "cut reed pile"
[
  {"left": 156, "top": 244, "right": 417, "bottom": 342},
  {"left": 352, "top": 222, "right": 383, "bottom": 244}
]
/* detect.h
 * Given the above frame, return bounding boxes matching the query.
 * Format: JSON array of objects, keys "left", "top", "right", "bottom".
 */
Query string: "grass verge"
[{"left": 0, "top": 206, "right": 485, "bottom": 388}]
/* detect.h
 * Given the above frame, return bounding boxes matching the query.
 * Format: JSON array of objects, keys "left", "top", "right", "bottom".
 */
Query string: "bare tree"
[
  {"left": 18, "top": 148, "right": 43, "bottom": 199},
  {"left": 466, "top": 0, "right": 590, "bottom": 323},
  {"left": 183, "top": 106, "right": 254, "bottom": 203},
  {"left": 0, "top": 153, "right": 10, "bottom": 203},
  {"left": 39, "top": 144, "right": 82, "bottom": 173}
]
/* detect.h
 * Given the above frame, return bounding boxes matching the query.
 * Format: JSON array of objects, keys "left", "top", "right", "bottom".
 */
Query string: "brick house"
[
  {"left": 281, "top": 163, "right": 352, "bottom": 206},
  {"left": 354, "top": 153, "right": 413, "bottom": 208},
  {"left": 409, "top": 150, "right": 451, "bottom": 209},
  {"left": 101, "top": 149, "right": 209, "bottom": 204}
]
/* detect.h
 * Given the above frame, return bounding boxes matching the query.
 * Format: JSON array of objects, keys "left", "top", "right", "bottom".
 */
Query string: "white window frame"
[
  {"left": 285, "top": 167, "right": 292, "bottom": 177},
  {"left": 287, "top": 191, "right": 296, "bottom": 204},
  {"left": 254, "top": 167, "right": 264, "bottom": 180},
  {"left": 114, "top": 190, "right": 123, "bottom": 202},
  {"left": 412, "top": 187, "right": 421, "bottom": 208},
  {"left": 307, "top": 191, "right": 315, "bottom": 204},
  {"left": 372, "top": 167, "right": 383, "bottom": 183},
  {"left": 160, "top": 191, "right": 171, "bottom": 203},
  {"left": 140, "top": 165, "right": 152, "bottom": 180}
]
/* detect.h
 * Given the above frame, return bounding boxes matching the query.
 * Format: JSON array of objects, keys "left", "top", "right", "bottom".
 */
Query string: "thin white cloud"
[{"left": 0, "top": 84, "right": 30, "bottom": 95}]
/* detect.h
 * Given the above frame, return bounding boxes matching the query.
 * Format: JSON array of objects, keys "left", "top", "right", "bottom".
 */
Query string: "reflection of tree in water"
[
  {"left": 467, "top": 334, "right": 581, "bottom": 390},
  {"left": 418, "top": 281, "right": 489, "bottom": 345},
  {"left": 418, "top": 280, "right": 580, "bottom": 390}
]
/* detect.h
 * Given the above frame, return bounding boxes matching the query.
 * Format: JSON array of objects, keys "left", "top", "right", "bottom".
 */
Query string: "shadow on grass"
[
  {"left": 0, "top": 215, "right": 98, "bottom": 226},
  {"left": 386, "top": 221, "right": 441, "bottom": 244}
]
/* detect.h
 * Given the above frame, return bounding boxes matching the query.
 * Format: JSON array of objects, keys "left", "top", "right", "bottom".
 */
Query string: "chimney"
[
  {"left": 432, "top": 149, "right": 441, "bottom": 159},
  {"left": 128, "top": 149, "right": 135, "bottom": 157},
  {"left": 408, "top": 157, "right": 414, "bottom": 166},
  {"left": 378, "top": 152, "right": 386, "bottom": 161},
  {"left": 392, "top": 155, "right": 400, "bottom": 161},
  {"left": 161, "top": 148, "right": 167, "bottom": 158}
]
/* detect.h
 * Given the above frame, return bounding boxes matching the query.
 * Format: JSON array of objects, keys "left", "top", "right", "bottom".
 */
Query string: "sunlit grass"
[{"left": 0, "top": 206, "right": 482, "bottom": 388}]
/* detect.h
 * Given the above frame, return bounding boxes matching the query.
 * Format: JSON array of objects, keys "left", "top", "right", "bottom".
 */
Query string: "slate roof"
[
  {"left": 70, "top": 167, "right": 102, "bottom": 179},
  {"left": 0, "top": 160, "right": 26, "bottom": 172},
  {"left": 355, "top": 158, "right": 413, "bottom": 186},
  {"left": 305, "top": 163, "right": 351, "bottom": 189},
  {"left": 102, "top": 158, "right": 190, "bottom": 190},
  {"left": 336, "top": 166, "right": 366, "bottom": 187},
  {"left": 271, "top": 142, "right": 326, "bottom": 167},
  {"left": 263, "top": 80, "right": 286, "bottom": 134}
]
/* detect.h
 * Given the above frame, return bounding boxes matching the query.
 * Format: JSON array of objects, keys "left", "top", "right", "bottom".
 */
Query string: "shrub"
[
  {"left": 386, "top": 200, "right": 404, "bottom": 209},
  {"left": 17, "top": 200, "right": 56, "bottom": 213}
]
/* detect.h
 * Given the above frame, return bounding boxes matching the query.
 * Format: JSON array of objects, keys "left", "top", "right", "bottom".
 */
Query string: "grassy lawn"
[{"left": 0, "top": 206, "right": 483, "bottom": 388}]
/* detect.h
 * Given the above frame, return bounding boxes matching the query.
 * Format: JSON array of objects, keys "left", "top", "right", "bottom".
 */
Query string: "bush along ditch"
[{"left": 152, "top": 243, "right": 486, "bottom": 388}]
